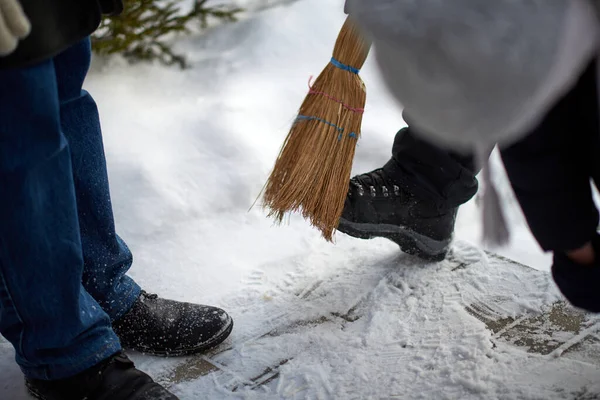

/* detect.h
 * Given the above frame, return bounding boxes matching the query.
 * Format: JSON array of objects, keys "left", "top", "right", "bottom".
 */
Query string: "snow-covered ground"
[{"left": 2, "top": 1, "right": 599, "bottom": 399}]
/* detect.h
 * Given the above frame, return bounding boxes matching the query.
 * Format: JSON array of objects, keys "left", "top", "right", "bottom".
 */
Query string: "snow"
[{"left": 0, "top": 0, "right": 597, "bottom": 399}]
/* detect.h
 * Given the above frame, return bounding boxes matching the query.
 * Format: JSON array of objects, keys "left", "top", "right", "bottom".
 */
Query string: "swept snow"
[{"left": 1, "top": 1, "right": 596, "bottom": 399}]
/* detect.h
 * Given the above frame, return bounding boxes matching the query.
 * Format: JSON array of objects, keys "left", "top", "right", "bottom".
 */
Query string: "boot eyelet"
[
  {"left": 370, "top": 186, "right": 376, "bottom": 197},
  {"left": 382, "top": 187, "right": 389, "bottom": 197}
]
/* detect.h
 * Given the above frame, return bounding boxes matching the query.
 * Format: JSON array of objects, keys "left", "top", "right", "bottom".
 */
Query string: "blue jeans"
[{"left": 0, "top": 38, "right": 141, "bottom": 380}]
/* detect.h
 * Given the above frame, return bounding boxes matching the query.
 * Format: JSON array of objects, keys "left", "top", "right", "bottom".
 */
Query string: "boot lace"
[
  {"left": 350, "top": 169, "right": 402, "bottom": 198},
  {"left": 140, "top": 291, "right": 158, "bottom": 300}
]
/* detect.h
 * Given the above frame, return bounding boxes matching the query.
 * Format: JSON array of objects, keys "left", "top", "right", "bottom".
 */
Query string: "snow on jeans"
[{"left": 0, "top": 37, "right": 141, "bottom": 380}]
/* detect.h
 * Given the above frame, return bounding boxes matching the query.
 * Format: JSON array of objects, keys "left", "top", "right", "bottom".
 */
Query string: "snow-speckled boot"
[
  {"left": 113, "top": 291, "right": 233, "bottom": 356},
  {"left": 26, "top": 352, "right": 178, "bottom": 400}
]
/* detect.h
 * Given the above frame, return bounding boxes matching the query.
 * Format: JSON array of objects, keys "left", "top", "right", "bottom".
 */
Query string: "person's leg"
[
  {"left": 500, "top": 59, "right": 600, "bottom": 312},
  {"left": 0, "top": 54, "right": 121, "bottom": 381},
  {"left": 338, "top": 123, "right": 480, "bottom": 261},
  {"left": 339, "top": 0, "right": 483, "bottom": 261},
  {"left": 500, "top": 59, "right": 599, "bottom": 253},
  {"left": 54, "top": 38, "right": 233, "bottom": 355},
  {"left": 53, "top": 37, "right": 140, "bottom": 322}
]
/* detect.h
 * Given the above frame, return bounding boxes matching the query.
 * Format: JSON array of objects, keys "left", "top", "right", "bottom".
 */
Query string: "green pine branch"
[{"left": 92, "top": 0, "right": 243, "bottom": 69}]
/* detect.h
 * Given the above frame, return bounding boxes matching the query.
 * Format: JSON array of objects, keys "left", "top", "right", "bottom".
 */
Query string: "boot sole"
[
  {"left": 337, "top": 218, "right": 450, "bottom": 262},
  {"left": 25, "top": 381, "right": 44, "bottom": 400},
  {"left": 124, "top": 318, "right": 234, "bottom": 357}
]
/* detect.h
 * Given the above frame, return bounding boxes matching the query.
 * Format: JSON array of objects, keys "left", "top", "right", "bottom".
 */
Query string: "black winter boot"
[
  {"left": 113, "top": 291, "right": 233, "bottom": 356},
  {"left": 26, "top": 352, "right": 178, "bottom": 400},
  {"left": 338, "top": 168, "right": 457, "bottom": 261}
]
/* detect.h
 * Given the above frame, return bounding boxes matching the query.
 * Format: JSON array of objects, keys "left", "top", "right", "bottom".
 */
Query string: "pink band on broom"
[{"left": 307, "top": 76, "right": 365, "bottom": 114}]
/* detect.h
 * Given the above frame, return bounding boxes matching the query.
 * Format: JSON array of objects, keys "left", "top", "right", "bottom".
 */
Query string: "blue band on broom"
[{"left": 330, "top": 57, "right": 361, "bottom": 74}]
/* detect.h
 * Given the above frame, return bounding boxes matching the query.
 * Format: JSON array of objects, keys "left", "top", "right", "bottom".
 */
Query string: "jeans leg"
[
  {"left": 52, "top": 38, "right": 140, "bottom": 322},
  {"left": 0, "top": 54, "right": 120, "bottom": 380}
]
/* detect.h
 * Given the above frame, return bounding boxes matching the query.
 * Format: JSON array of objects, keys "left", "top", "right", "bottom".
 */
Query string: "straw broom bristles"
[{"left": 261, "top": 16, "right": 371, "bottom": 241}]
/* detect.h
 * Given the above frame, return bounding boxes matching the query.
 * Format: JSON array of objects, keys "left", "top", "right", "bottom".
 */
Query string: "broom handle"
[
  {"left": 333, "top": 16, "right": 372, "bottom": 72},
  {"left": 342, "top": 1, "right": 373, "bottom": 54}
]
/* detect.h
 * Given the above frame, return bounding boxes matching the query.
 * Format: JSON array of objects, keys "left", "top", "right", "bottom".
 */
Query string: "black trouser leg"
[
  {"left": 500, "top": 60, "right": 599, "bottom": 252},
  {"left": 501, "top": 59, "right": 600, "bottom": 313},
  {"left": 383, "top": 124, "right": 479, "bottom": 211}
]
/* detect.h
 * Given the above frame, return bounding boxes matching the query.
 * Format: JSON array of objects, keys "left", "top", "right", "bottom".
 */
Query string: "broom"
[{"left": 260, "top": 16, "right": 372, "bottom": 241}]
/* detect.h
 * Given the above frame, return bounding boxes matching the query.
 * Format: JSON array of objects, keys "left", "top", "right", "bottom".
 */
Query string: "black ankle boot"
[
  {"left": 113, "top": 291, "right": 233, "bottom": 356},
  {"left": 338, "top": 167, "right": 456, "bottom": 261},
  {"left": 26, "top": 352, "right": 178, "bottom": 400}
]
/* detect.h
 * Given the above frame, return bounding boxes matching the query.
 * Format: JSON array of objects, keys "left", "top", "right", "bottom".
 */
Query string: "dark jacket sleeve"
[
  {"left": 0, "top": 0, "right": 122, "bottom": 70},
  {"left": 98, "top": 0, "right": 124, "bottom": 15}
]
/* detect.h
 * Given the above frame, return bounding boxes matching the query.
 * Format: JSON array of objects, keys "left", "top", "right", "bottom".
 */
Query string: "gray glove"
[{"left": 0, "top": 0, "right": 30, "bottom": 56}]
